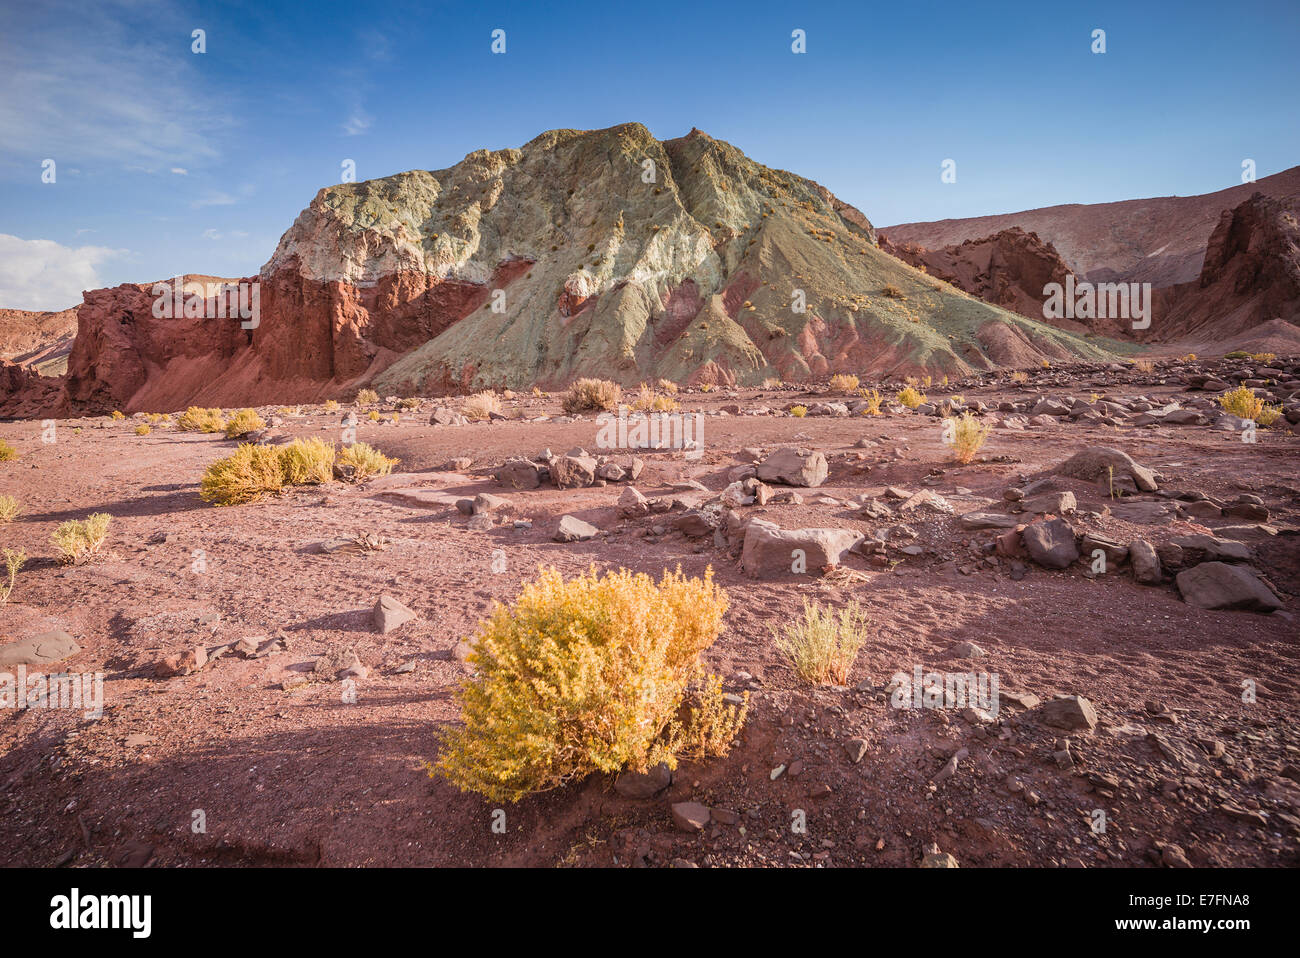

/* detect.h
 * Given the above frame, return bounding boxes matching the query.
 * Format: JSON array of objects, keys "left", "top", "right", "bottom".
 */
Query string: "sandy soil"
[{"left": 1, "top": 366, "right": 1297, "bottom": 868}]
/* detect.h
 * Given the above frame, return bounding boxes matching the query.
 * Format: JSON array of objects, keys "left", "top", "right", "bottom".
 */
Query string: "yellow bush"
[
  {"left": 829, "top": 373, "right": 859, "bottom": 393},
  {"left": 462, "top": 391, "right": 502, "bottom": 421},
  {"left": 1010, "top": 370, "right": 1029, "bottom": 383},
  {"left": 1218, "top": 385, "right": 1264, "bottom": 421},
  {"left": 355, "top": 388, "right": 379, "bottom": 405},
  {"left": 562, "top": 378, "right": 622, "bottom": 414},
  {"left": 367, "top": 410, "right": 381, "bottom": 422},
  {"left": 699, "top": 383, "right": 715, "bottom": 393},
  {"left": 324, "top": 399, "right": 340, "bottom": 412},
  {"left": 790, "top": 405, "right": 808, "bottom": 417},
  {"left": 433, "top": 565, "right": 732, "bottom": 802},
  {"left": 896, "top": 386, "right": 927, "bottom": 409},
  {"left": 656, "top": 378, "right": 679, "bottom": 395},
  {"left": 224, "top": 408, "right": 265, "bottom": 438},
  {"left": 945, "top": 411, "right": 991, "bottom": 464},
  {"left": 337, "top": 441, "right": 398, "bottom": 481},
  {"left": 177, "top": 406, "right": 225, "bottom": 433},
  {"left": 52, "top": 513, "right": 112, "bottom": 564},
  {"left": 396, "top": 397, "right": 422, "bottom": 410},
  {"left": 0, "top": 494, "right": 19, "bottom": 522},
  {"left": 632, "top": 384, "right": 679, "bottom": 412},
  {"left": 668, "top": 673, "right": 748, "bottom": 760},
  {"left": 199, "top": 444, "right": 285, "bottom": 505},
  {"left": 762, "top": 377, "right": 782, "bottom": 389},
  {"left": 0, "top": 548, "right": 24, "bottom": 606},
  {"left": 135, "top": 424, "right": 151, "bottom": 436},
  {"left": 0, "top": 440, "right": 17, "bottom": 461},
  {"left": 1131, "top": 359, "right": 1154, "bottom": 373},
  {"left": 278, "top": 438, "right": 336, "bottom": 485},
  {"left": 773, "top": 597, "right": 869, "bottom": 685},
  {"left": 1041, "top": 360, "right": 1052, "bottom": 369},
  {"left": 276, "top": 406, "right": 300, "bottom": 416},
  {"left": 1251, "top": 352, "right": 1277, "bottom": 363},
  {"left": 110, "top": 410, "right": 125, "bottom": 421},
  {"left": 1181, "top": 353, "right": 1197, "bottom": 361},
  {"left": 1256, "top": 404, "right": 1283, "bottom": 427},
  {"left": 859, "top": 388, "right": 883, "bottom": 415}
]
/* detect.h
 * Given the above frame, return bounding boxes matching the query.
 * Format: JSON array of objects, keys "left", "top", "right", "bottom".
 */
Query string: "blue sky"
[{"left": 1, "top": 0, "right": 1297, "bottom": 309}]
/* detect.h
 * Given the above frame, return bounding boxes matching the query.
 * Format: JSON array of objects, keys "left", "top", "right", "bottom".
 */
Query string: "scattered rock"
[
  {"left": 671, "top": 801, "right": 711, "bottom": 833},
  {"left": 373, "top": 595, "right": 416, "bottom": 634},
  {"left": 1175, "top": 562, "right": 1282, "bottom": 612},
  {"left": 555, "top": 515, "right": 600, "bottom": 542},
  {"left": 0, "top": 630, "right": 81, "bottom": 668},
  {"left": 756, "top": 447, "right": 828, "bottom": 487},
  {"left": 1041, "top": 695, "right": 1098, "bottom": 731},
  {"left": 1022, "top": 518, "right": 1080, "bottom": 569}
]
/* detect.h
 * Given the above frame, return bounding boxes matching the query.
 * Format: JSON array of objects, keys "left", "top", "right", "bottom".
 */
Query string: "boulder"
[
  {"left": 495, "top": 458, "right": 542, "bottom": 490},
  {"left": 551, "top": 454, "right": 598, "bottom": 489},
  {"left": 1041, "top": 695, "right": 1098, "bottom": 731},
  {"left": 1056, "top": 446, "right": 1159, "bottom": 492},
  {"left": 617, "top": 485, "right": 649, "bottom": 517},
  {"left": 740, "top": 520, "right": 863, "bottom": 577},
  {"left": 1021, "top": 519, "right": 1079, "bottom": 569},
  {"left": 555, "top": 515, "right": 600, "bottom": 542},
  {"left": 0, "top": 630, "right": 81, "bottom": 668},
  {"left": 373, "top": 595, "right": 416, "bottom": 634},
  {"left": 756, "top": 447, "right": 828, "bottom": 487},
  {"left": 1175, "top": 562, "right": 1282, "bottom": 612}
]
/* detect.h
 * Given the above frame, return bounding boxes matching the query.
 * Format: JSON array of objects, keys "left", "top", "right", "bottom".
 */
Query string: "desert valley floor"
[{"left": 1, "top": 361, "right": 1297, "bottom": 868}]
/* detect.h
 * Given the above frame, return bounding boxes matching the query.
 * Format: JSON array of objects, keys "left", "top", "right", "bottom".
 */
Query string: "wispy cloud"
[
  {"left": 171, "top": 167, "right": 189, "bottom": 175},
  {"left": 0, "top": 234, "right": 125, "bottom": 310},
  {"left": 0, "top": 1, "right": 234, "bottom": 173},
  {"left": 342, "top": 111, "right": 372, "bottom": 137}
]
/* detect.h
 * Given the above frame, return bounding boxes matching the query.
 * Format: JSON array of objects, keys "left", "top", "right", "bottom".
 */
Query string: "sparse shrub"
[
  {"left": 829, "top": 373, "right": 859, "bottom": 393},
  {"left": 337, "top": 441, "right": 398, "bottom": 481},
  {"left": 462, "top": 391, "right": 502, "bottom": 421},
  {"left": 773, "top": 597, "right": 869, "bottom": 685},
  {"left": 433, "top": 565, "right": 731, "bottom": 802},
  {"left": 368, "top": 410, "right": 380, "bottom": 422},
  {"left": 110, "top": 410, "right": 125, "bottom": 421},
  {"left": 0, "top": 494, "right": 19, "bottom": 522},
  {"left": 945, "top": 412, "right": 991, "bottom": 464},
  {"left": 1218, "top": 385, "right": 1264, "bottom": 421},
  {"left": 1010, "top": 370, "right": 1029, "bottom": 384},
  {"left": 790, "top": 405, "right": 808, "bottom": 417},
  {"left": 531, "top": 386, "right": 544, "bottom": 398},
  {"left": 949, "top": 394, "right": 965, "bottom": 405},
  {"left": 224, "top": 408, "right": 265, "bottom": 438},
  {"left": 762, "top": 377, "right": 782, "bottom": 389},
  {"left": 0, "top": 548, "right": 24, "bottom": 606},
  {"left": 177, "top": 406, "right": 225, "bottom": 433},
  {"left": 278, "top": 438, "right": 335, "bottom": 485},
  {"left": 324, "top": 399, "right": 341, "bottom": 412},
  {"left": 656, "top": 378, "right": 679, "bottom": 395},
  {"left": 200, "top": 445, "right": 285, "bottom": 506},
  {"left": 859, "top": 388, "right": 883, "bottom": 415},
  {"left": 0, "top": 440, "right": 17, "bottom": 461},
  {"left": 355, "top": 388, "right": 379, "bottom": 406},
  {"left": 632, "top": 384, "right": 679, "bottom": 412},
  {"left": 1250, "top": 352, "right": 1277, "bottom": 363},
  {"left": 1256, "top": 404, "right": 1283, "bottom": 427},
  {"left": 52, "top": 513, "right": 111, "bottom": 564},
  {"left": 668, "top": 673, "right": 749, "bottom": 760},
  {"left": 1181, "top": 353, "right": 1197, "bottom": 361},
  {"left": 276, "top": 406, "right": 300, "bottom": 416},
  {"left": 698, "top": 383, "right": 714, "bottom": 393},
  {"left": 396, "top": 397, "right": 421, "bottom": 410},
  {"left": 1131, "top": 359, "right": 1155, "bottom": 373},
  {"left": 562, "top": 378, "right": 622, "bottom": 414},
  {"left": 896, "top": 386, "right": 927, "bottom": 409},
  {"left": 135, "top": 424, "right": 151, "bottom": 436},
  {"left": 882, "top": 283, "right": 904, "bottom": 299},
  {"left": 1224, "top": 350, "right": 1250, "bottom": 359},
  {"left": 1041, "top": 360, "right": 1051, "bottom": 369}
]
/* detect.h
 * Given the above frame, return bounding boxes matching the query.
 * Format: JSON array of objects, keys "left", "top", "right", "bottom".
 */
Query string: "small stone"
[
  {"left": 670, "top": 801, "right": 711, "bottom": 833},
  {"left": 373, "top": 594, "right": 416, "bottom": 633}
]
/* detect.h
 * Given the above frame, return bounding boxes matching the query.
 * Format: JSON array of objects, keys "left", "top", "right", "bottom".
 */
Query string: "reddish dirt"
[{"left": 0, "top": 366, "right": 1297, "bottom": 868}]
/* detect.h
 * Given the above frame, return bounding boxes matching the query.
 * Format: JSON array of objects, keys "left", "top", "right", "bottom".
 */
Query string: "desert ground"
[{"left": 1, "top": 359, "right": 1297, "bottom": 869}]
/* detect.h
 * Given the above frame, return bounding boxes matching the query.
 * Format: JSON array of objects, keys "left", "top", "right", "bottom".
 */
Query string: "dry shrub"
[
  {"left": 1131, "top": 359, "right": 1155, "bottom": 373},
  {"left": 355, "top": 388, "right": 379, "bottom": 406},
  {"left": 396, "top": 397, "right": 422, "bottom": 410},
  {"left": 1010, "top": 370, "right": 1029, "bottom": 384},
  {"left": 773, "top": 597, "right": 869, "bottom": 685},
  {"left": 224, "top": 408, "right": 265, "bottom": 438},
  {"left": 110, "top": 410, "right": 125, "bottom": 420},
  {"left": 52, "top": 513, "right": 111, "bottom": 564},
  {"left": 200, "top": 445, "right": 285, "bottom": 505},
  {"left": 762, "top": 377, "right": 782, "bottom": 389},
  {"left": 135, "top": 424, "right": 151, "bottom": 436},
  {"left": 337, "top": 441, "right": 398, "bottom": 481},
  {"left": 0, "top": 548, "right": 24, "bottom": 605},
  {"left": 279, "top": 438, "right": 336, "bottom": 485},
  {"left": 0, "top": 440, "right": 18, "bottom": 461},
  {"left": 896, "top": 386, "right": 927, "bottom": 408},
  {"left": 177, "top": 406, "right": 225, "bottom": 433},
  {"left": 945, "top": 411, "right": 991, "bottom": 464},
  {"left": 790, "top": 405, "right": 808, "bottom": 417},
  {"left": 1251, "top": 352, "right": 1277, "bottom": 363},
  {"left": 882, "top": 283, "right": 904, "bottom": 299},
  {"left": 563, "top": 378, "right": 622, "bottom": 414},
  {"left": 1218, "top": 385, "right": 1264, "bottom": 421},
  {"left": 656, "top": 378, "right": 679, "bottom": 395},
  {"left": 829, "top": 373, "right": 859, "bottom": 393},
  {"left": 433, "top": 565, "right": 731, "bottom": 802},
  {"left": 632, "top": 384, "right": 679, "bottom": 412},
  {"left": 367, "top": 410, "right": 380, "bottom": 422},
  {"left": 1256, "top": 404, "right": 1283, "bottom": 427},
  {"left": 324, "top": 399, "right": 340, "bottom": 412},
  {"left": 0, "top": 494, "right": 19, "bottom": 522},
  {"left": 668, "top": 673, "right": 748, "bottom": 760},
  {"left": 859, "top": 388, "right": 883, "bottom": 415},
  {"left": 462, "top": 391, "right": 502, "bottom": 421}
]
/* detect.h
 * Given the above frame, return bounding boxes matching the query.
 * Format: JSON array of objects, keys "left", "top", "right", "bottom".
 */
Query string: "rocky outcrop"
[
  {"left": 0, "top": 306, "right": 78, "bottom": 375},
  {"left": 16, "top": 124, "right": 1113, "bottom": 414}
]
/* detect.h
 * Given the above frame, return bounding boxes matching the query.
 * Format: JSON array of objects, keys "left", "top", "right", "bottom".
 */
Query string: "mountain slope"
[{"left": 883, "top": 166, "right": 1300, "bottom": 289}]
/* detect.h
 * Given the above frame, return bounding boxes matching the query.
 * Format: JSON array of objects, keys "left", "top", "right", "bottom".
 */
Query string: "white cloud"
[
  {"left": 342, "top": 112, "right": 372, "bottom": 136},
  {"left": 0, "top": 234, "right": 125, "bottom": 310},
  {"left": 193, "top": 191, "right": 237, "bottom": 208},
  {"left": 171, "top": 167, "right": 188, "bottom": 175}
]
